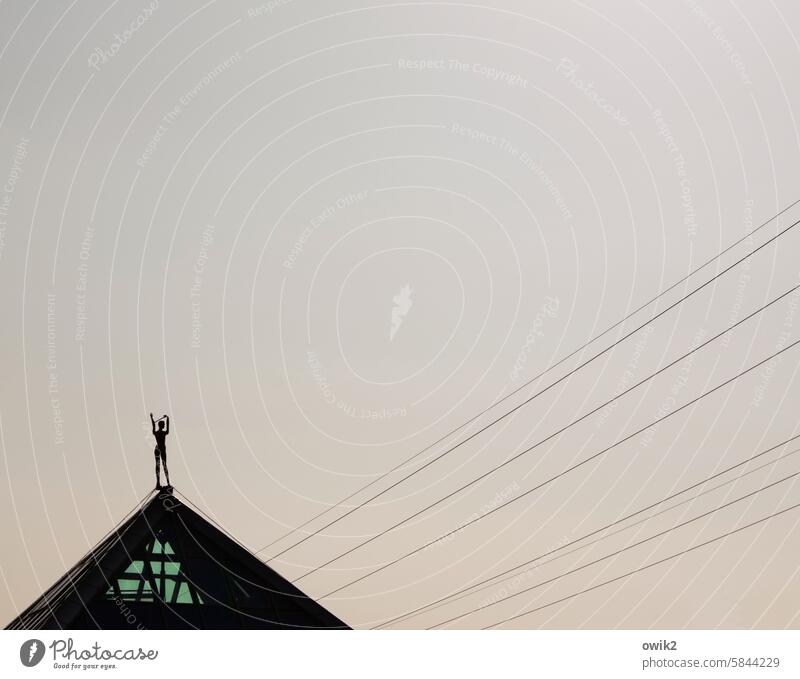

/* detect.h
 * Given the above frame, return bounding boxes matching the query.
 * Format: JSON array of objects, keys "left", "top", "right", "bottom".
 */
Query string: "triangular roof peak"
[{"left": 6, "top": 489, "right": 349, "bottom": 630}]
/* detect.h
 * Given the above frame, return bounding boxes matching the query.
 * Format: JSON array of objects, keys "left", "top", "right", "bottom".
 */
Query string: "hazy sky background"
[{"left": 2, "top": 0, "right": 800, "bottom": 629}]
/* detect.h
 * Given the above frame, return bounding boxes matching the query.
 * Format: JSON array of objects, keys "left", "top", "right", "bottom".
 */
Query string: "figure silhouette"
[{"left": 150, "top": 413, "right": 171, "bottom": 489}]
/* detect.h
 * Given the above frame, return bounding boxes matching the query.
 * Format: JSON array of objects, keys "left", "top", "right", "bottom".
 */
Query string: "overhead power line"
[
  {"left": 257, "top": 201, "right": 800, "bottom": 560},
  {"left": 374, "top": 434, "right": 800, "bottom": 628},
  {"left": 481, "top": 499, "right": 800, "bottom": 629},
  {"left": 427, "top": 470, "right": 800, "bottom": 628},
  {"left": 274, "top": 212, "right": 800, "bottom": 567},
  {"left": 318, "top": 335, "right": 800, "bottom": 597},
  {"left": 291, "top": 284, "right": 798, "bottom": 586}
]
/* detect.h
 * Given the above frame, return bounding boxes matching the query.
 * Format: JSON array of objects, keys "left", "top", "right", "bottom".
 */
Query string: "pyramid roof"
[{"left": 6, "top": 489, "right": 349, "bottom": 630}]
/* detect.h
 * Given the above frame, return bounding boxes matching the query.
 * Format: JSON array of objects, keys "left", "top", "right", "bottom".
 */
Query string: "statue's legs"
[
  {"left": 154, "top": 447, "right": 162, "bottom": 488},
  {"left": 161, "top": 448, "right": 170, "bottom": 487}
]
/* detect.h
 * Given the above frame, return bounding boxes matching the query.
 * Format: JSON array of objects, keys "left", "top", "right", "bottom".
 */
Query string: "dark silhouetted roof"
[{"left": 6, "top": 489, "right": 349, "bottom": 630}]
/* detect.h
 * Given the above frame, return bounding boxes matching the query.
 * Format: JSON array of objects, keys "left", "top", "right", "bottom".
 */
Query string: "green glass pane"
[
  {"left": 117, "top": 578, "right": 140, "bottom": 593},
  {"left": 176, "top": 582, "right": 192, "bottom": 604},
  {"left": 103, "top": 533, "right": 199, "bottom": 605}
]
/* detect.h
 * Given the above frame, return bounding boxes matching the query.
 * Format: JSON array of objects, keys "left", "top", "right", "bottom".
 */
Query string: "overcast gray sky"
[{"left": 2, "top": 0, "right": 800, "bottom": 629}]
